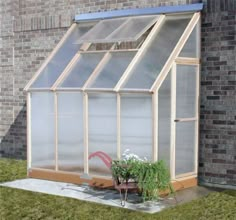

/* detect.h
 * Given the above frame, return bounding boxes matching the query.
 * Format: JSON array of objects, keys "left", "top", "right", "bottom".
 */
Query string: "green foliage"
[
  {"left": 0, "top": 158, "right": 27, "bottom": 183},
  {"left": 130, "top": 160, "right": 172, "bottom": 201},
  {"left": 111, "top": 159, "right": 138, "bottom": 183},
  {"left": 111, "top": 158, "right": 172, "bottom": 201}
]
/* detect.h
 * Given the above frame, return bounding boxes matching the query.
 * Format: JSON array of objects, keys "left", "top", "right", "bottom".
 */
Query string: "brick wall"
[
  {"left": 0, "top": 0, "right": 235, "bottom": 188},
  {"left": 199, "top": 0, "right": 236, "bottom": 187}
]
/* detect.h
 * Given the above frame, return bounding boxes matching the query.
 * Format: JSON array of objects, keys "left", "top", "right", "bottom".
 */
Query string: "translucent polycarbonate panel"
[
  {"left": 122, "top": 15, "right": 192, "bottom": 89},
  {"left": 31, "top": 23, "right": 95, "bottom": 88},
  {"left": 59, "top": 53, "right": 105, "bottom": 88},
  {"left": 176, "top": 65, "right": 197, "bottom": 118},
  {"left": 107, "top": 16, "right": 158, "bottom": 42},
  {"left": 179, "top": 24, "right": 199, "bottom": 58},
  {"left": 77, "top": 18, "right": 127, "bottom": 43},
  {"left": 175, "top": 121, "right": 195, "bottom": 175},
  {"left": 57, "top": 93, "right": 83, "bottom": 172},
  {"left": 88, "top": 94, "right": 117, "bottom": 176},
  {"left": 158, "top": 73, "right": 171, "bottom": 167},
  {"left": 31, "top": 92, "right": 55, "bottom": 169},
  {"left": 121, "top": 94, "right": 152, "bottom": 160},
  {"left": 88, "top": 51, "right": 136, "bottom": 89}
]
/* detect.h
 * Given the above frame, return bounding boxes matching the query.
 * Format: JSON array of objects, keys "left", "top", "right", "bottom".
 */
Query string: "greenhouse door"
[{"left": 174, "top": 64, "right": 199, "bottom": 178}]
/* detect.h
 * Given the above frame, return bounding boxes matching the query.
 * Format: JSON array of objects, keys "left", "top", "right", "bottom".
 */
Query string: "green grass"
[
  {"left": 0, "top": 159, "right": 236, "bottom": 220},
  {"left": 0, "top": 158, "right": 27, "bottom": 183}
]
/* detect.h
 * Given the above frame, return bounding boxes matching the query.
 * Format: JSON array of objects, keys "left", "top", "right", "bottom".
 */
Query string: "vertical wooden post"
[
  {"left": 170, "top": 63, "right": 176, "bottom": 179},
  {"left": 27, "top": 93, "right": 32, "bottom": 170},
  {"left": 195, "top": 64, "right": 200, "bottom": 174},
  {"left": 152, "top": 92, "right": 158, "bottom": 162},
  {"left": 117, "top": 93, "right": 121, "bottom": 160},
  {"left": 54, "top": 92, "right": 58, "bottom": 171},
  {"left": 83, "top": 92, "right": 89, "bottom": 174}
]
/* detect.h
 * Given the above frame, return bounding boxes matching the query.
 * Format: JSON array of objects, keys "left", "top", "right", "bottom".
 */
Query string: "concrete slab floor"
[{"left": 0, "top": 178, "right": 219, "bottom": 214}]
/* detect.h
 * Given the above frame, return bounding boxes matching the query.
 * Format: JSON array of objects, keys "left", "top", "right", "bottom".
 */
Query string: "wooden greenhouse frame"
[{"left": 25, "top": 5, "right": 202, "bottom": 191}]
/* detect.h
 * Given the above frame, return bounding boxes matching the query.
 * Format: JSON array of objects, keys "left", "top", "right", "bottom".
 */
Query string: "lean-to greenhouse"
[{"left": 25, "top": 3, "right": 203, "bottom": 189}]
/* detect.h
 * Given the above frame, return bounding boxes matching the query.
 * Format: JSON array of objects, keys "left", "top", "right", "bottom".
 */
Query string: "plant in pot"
[
  {"left": 130, "top": 160, "right": 174, "bottom": 201},
  {"left": 111, "top": 149, "right": 173, "bottom": 201},
  {"left": 111, "top": 149, "right": 142, "bottom": 184}
]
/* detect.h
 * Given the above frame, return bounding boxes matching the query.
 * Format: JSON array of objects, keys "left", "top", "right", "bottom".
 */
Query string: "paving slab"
[{"left": 0, "top": 178, "right": 217, "bottom": 213}]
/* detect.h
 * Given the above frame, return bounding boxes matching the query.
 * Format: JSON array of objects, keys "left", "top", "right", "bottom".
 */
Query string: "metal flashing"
[{"left": 75, "top": 3, "right": 203, "bottom": 22}]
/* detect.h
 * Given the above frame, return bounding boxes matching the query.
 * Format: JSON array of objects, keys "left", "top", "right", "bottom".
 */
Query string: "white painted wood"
[
  {"left": 51, "top": 53, "right": 81, "bottom": 90},
  {"left": 83, "top": 92, "right": 89, "bottom": 174},
  {"left": 27, "top": 88, "right": 52, "bottom": 92},
  {"left": 150, "top": 12, "right": 200, "bottom": 92},
  {"left": 195, "top": 64, "right": 200, "bottom": 174},
  {"left": 174, "top": 117, "right": 197, "bottom": 122},
  {"left": 175, "top": 172, "right": 196, "bottom": 179},
  {"left": 79, "top": 49, "right": 139, "bottom": 53},
  {"left": 27, "top": 93, "right": 32, "bottom": 169},
  {"left": 82, "top": 44, "right": 117, "bottom": 90},
  {"left": 196, "top": 16, "right": 201, "bottom": 59},
  {"left": 152, "top": 92, "right": 158, "bottom": 162},
  {"left": 114, "top": 15, "right": 166, "bottom": 91},
  {"left": 55, "top": 88, "right": 83, "bottom": 92},
  {"left": 170, "top": 64, "right": 176, "bottom": 180},
  {"left": 52, "top": 43, "right": 91, "bottom": 90},
  {"left": 175, "top": 57, "right": 200, "bottom": 65},
  {"left": 54, "top": 92, "right": 58, "bottom": 171},
  {"left": 119, "top": 89, "right": 152, "bottom": 94},
  {"left": 24, "top": 24, "right": 77, "bottom": 91},
  {"left": 84, "top": 88, "right": 115, "bottom": 93},
  {"left": 83, "top": 88, "right": 152, "bottom": 94},
  {"left": 117, "top": 93, "right": 121, "bottom": 160},
  {"left": 82, "top": 53, "right": 111, "bottom": 90}
]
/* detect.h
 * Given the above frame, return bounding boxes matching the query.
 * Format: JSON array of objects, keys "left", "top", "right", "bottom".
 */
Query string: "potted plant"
[
  {"left": 130, "top": 160, "right": 173, "bottom": 201},
  {"left": 111, "top": 150, "right": 141, "bottom": 184},
  {"left": 111, "top": 149, "right": 173, "bottom": 201}
]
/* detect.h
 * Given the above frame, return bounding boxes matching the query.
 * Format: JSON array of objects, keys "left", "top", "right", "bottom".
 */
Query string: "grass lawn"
[{"left": 0, "top": 159, "right": 236, "bottom": 220}]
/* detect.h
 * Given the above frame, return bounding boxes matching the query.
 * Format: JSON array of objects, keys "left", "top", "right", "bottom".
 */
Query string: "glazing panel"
[
  {"left": 179, "top": 24, "right": 199, "bottom": 58},
  {"left": 175, "top": 121, "right": 195, "bottom": 175},
  {"left": 121, "top": 94, "right": 152, "bottom": 160},
  {"left": 31, "top": 23, "right": 95, "bottom": 88},
  {"left": 31, "top": 92, "right": 55, "bottom": 169},
  {"left": 158, "top": 73, "right": 171, "bottom": 167},
  {"left": 88, "top": 51, "right": 136, "bottom": 89},
  {"left": 176, "top": 65, "right": 197, "bottom": 118},
  {"left": 122, "top": 15, "right": 192, "bottom": 89},
  {"left": 60, "top": 53, "right": 105, "bottom": 88},
  {"left": 57, "top": 93, "right": 83, "bottom": 172},
  {"left": 78, "top": 18, "right": 127, "bottom": 43},
  {"left": 107, "top": 16, "right": 158, "bottom": 42},
  {"left": 88, "top": 94, "right": 117, "bottom": 176}
]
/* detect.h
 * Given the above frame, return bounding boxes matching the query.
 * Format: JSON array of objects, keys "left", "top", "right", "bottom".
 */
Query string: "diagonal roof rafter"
[
  {"left": 113, "top": 15, "right": 166, "bottom": 92},
  {"left": 150, "top": 12, "right": 200, "bottom": 92}
]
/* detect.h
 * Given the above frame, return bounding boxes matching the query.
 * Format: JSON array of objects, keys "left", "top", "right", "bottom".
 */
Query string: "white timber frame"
[
  {"left": 27, "top": 93, "right": 31, "bottom": 169},
  {"left": 26, "top": 12, "right": 201, "bottom": 181}
]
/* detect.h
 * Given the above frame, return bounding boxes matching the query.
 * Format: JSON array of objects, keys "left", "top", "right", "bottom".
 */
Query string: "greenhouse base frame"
[{"left": 28, "top": 168, "right": 197, "bottom": 191}]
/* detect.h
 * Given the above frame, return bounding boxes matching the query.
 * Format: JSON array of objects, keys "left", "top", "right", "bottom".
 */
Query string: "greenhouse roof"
[{"left": 25, "top": 4, "right": 202, "bottom": 93}]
